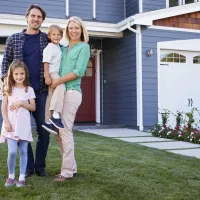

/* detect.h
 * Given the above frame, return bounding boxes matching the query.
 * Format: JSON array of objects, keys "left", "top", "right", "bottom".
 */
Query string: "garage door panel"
[{"left": 159, "top": 49, "right": 199, "bottom": 127}]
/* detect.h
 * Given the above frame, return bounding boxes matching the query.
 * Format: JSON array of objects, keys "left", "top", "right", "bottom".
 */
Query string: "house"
[{"left": 0, "top": 0, "right": 200, "bottom": 130}]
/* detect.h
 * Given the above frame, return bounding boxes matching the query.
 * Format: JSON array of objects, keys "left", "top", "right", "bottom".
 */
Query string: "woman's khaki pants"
[{"left": 56, "top": 90, "right": 82, "bottom": 178}]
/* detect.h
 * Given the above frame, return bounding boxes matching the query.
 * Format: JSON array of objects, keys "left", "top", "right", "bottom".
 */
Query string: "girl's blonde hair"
[
  {"left": 7, "top": 60, "right": 30, "bottom": 96},
  {"left": 47, "top": 25, "right": 63, "bottom": 37},
  {"left": 65, "top": 16, "right": 89, "bottom": 43}
]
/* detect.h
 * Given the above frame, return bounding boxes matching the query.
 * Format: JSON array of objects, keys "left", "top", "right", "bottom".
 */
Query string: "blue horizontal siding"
[
  {"left": 143, "top": 0, "right": 166, "bottom": 12},
  {"left": 0, "top": 0, "right": 124, "bottom": 23},
  {"left": 0, "top": 0, "right": 66, "bottom": 19},
  {"left": 126, "top": 0, "right": 139, "bottom": 17},
  {"left": 96, "top": 0, "right": 124, "bottom": 23},
  {"left": 142, "top": 27, "right": 200, "bottom": 128},
  {"left": 69, "top": 0, "right": 93, "bottom": 21},
  {"left": 102, "top": 30, "right": 137, "bottom": 127}
]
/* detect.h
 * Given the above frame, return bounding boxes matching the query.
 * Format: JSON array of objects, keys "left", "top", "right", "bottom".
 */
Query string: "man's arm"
[{"left": 1, "top": 36, "right": 14, "bottom": 81}]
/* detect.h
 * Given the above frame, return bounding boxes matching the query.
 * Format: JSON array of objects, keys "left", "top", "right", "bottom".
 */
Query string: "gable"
[{"left": 153, "top": 12, "right": 200, "bottom": 30}]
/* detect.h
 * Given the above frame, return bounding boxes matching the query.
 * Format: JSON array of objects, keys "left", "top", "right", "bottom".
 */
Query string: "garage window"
[
  {"left": 161, "top": 53, "right": 186, "bottom": 63},
  {"left": 193, "top": 56, "right": 200, "bottom": 64},
  {"left": 167, "top": 0, "right": 199, "bottom": 7}
]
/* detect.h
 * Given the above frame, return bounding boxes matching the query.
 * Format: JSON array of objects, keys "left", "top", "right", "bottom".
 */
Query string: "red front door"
[{"left": 75, "top": 58, "right": 96, "bottom": 122}]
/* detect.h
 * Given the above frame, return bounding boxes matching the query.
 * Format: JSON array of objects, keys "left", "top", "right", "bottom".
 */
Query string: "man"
[{"left": 1, "top": 4, "right": 49, "bottom": 177}]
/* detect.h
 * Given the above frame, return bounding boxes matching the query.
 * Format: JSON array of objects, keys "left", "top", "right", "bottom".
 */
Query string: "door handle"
[
  {"left": 191, "top": 98, "right": 193, "bottom": 107},
  {"left": 188, "top": 99, "right": 190, "bottom": 107}
]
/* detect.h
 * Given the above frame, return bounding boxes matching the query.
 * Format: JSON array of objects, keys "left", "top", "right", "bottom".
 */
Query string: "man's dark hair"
[{"left": 25, "top": 4, "right": 46, "bottom": 20}]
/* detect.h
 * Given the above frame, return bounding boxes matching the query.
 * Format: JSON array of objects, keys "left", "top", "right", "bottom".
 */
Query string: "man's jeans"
[{"left": 26, "top": 91, "right": 50, "bottom": 173}]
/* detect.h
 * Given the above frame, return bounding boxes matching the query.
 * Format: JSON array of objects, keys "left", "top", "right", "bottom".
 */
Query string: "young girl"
[
  {"left": 0, "top": 60, "right": 36, "bottom": 187},
  {"left": 42, "top": 24, "right": 65, "bottom": 134}
]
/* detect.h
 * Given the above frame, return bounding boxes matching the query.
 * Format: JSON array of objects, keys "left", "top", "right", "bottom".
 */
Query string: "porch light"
[{"left": 147, "top": 48, "right": 154, "bottom": 56}]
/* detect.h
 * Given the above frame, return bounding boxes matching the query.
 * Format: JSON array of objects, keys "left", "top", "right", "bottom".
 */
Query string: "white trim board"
[
  {"left": 95, "top": 50, "right": 101, "bottom": 123},
  {"left": 150, "top": 25, "right": 200, "bottom": 33},
  {"left": 0, "top": 14, "right": 123, "bottom": 38}
]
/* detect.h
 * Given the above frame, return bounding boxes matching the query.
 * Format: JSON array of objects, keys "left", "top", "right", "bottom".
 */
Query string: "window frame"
[
  {"left": 160, "top": 52, "right": 186, "bottom": 63},
  {"left": 166, "top": 0, "right": 199, "bottom": 7}
]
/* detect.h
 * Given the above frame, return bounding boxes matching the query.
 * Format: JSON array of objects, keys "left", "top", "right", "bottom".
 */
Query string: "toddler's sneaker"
[
  {"left": 49, "top": 116, "right": 64, "bottom": 129},
  {"left": 16, "top": 180, "right": 25, "bottom": 187},
  {"left": 5, "top": 178, "right": 16, "bottom": 187},
  {"left": 42, "top": 123, "right": 58, "bottom": 135}
]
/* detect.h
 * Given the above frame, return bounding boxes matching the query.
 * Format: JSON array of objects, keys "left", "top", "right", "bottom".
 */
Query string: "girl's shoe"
[
  {"left": 16, "top": 180, "right": 25, "bottom": 187},
  {"left": 5, "top": 178, "right": 16, "bottom": 187}
]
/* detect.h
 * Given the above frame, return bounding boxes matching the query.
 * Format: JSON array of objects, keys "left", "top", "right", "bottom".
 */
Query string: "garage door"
[{"left": 159, "top": 49, "right": 200, "bottom": 127}]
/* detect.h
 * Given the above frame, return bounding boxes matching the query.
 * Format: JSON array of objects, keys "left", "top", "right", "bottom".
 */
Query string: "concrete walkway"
[{"left": 80, "top": 128, "right": 200, "bottom": 159}]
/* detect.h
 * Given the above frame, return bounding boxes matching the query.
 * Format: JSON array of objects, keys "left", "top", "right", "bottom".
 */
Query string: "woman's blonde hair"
[
  {"left": 65, "top": 16, "right": 89, "bottom": 43},
  {"left": 7, "top": 60, "right": 30, "bottom": 96},
  {"left": 47, "top": 25, "right": 63, "bottom": 37}
]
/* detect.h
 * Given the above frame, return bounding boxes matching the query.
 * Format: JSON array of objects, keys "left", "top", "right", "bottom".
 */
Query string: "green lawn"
[{"left": 0, "top": 130, "right": 200, "bottom": 200}]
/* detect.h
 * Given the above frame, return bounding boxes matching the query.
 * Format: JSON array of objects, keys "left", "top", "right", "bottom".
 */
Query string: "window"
[
  {"left": 169, "top": 0, "right": 179, "bottom": 7},
  {"left": 168, "top": 0, "right": 199, "bottom": 7},
  {"left": 185, "top": 0, "right": 195, "bottom": 3},
  {"left": 193, "top": 56, "right": 200, "bottom": 64},
  {"left": 161, "top": 53, "right": 186, "bottom": 63}
]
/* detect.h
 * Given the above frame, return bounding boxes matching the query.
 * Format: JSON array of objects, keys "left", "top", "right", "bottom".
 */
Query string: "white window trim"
[
  {"left": 93, "top": 0, "right": 96, "bottom": 19},
  {"left": 66, "top": 0, "right": 69, "bottom": 17}
]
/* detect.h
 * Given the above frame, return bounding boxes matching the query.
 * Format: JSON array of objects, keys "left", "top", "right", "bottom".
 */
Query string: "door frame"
[
  {"left": 157, "top": 39, "right": 200, "bottom": 123},
  {"left": 95, "top": 50, "right": 102, "bottom": 123}
]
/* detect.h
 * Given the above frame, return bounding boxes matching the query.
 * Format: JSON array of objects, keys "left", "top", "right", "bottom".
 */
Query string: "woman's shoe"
[{"left": 53, "top": 175, "right": 72, "bottom": 182}]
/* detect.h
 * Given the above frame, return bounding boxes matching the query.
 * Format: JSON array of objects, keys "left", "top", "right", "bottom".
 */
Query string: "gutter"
[{"left": 127, "top": 20, "right": 144, "bottom": 131}]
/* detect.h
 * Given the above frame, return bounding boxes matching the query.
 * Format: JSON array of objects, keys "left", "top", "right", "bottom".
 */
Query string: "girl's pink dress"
[{"left": 0, "top": 86, "right": 35, "bottom": 143}]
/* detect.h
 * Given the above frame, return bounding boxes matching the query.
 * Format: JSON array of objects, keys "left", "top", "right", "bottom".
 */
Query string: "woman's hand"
[
  {"left": 51, "top": 78, "right": 61, "bottom": 89},
  {"left": 9, "top": 101, "right": 24, "bottom": 112},
  {"left": 4, "top": 120, "right": 12, "bottom": 132},
  {"left": 45, "top": 76, "right": 52, "bottom": 86}
]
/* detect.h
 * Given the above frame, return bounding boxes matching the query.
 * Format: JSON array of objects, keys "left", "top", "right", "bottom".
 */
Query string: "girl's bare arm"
[{"left": 9, "top": 98, "right": 36, "bottom": 112}]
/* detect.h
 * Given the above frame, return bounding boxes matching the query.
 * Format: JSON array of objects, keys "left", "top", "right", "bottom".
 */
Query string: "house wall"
[
  {"left": 102, "top": 30, "right": 137, "bottom": 127},
  {"left": 96, "top": 0, "right": 124, "bottom": 23},
  {"left": 0, "top": 0, "right": 124, "bottom": 23},
  {"left": 126, "top": 0, "right": 139, "bottom": 18},
  {"left": 0, "top": 0, "right": 66, "bottom": 19},
  {"left": 143, "top": 0, "right": 166, "bottom": 12},
  {"left": 142, "top": 27, "right": 200, "bottom": 128}
]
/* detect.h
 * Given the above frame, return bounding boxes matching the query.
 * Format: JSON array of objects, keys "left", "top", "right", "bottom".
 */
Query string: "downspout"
[{"left": 127, "top": 21, "right": 144, "bottom": 131}]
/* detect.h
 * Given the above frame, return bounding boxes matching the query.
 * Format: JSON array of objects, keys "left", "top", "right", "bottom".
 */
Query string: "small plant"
[
  {"left": 175, "top": 111, "right": 182, "bottom": 128},
  {"left": 150, "top": 108, "right": 200, "bottom": 144},
  {"left": 185, "top": 108, "right": 196, "bottom": 129},
  {"left": 160, "top": 109, "right": 170, "bottom": 127}
]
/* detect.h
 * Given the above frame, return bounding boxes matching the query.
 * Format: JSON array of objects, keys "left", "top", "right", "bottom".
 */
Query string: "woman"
[{"left": 51, "top": 16, "right": 90, "bottom": 181}]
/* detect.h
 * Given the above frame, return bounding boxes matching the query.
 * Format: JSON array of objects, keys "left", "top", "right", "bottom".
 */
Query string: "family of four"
[{"left": 0, "top": 4, "right": 90, "bottom": 187}]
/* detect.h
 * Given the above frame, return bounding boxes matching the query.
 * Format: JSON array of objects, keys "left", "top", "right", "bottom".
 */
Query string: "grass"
[{"left": 0, "top": 130, "right": 200, "bottom": 200}]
